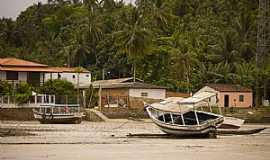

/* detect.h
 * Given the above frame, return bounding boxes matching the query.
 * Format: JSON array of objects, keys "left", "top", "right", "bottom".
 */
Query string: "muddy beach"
[{"left": 1, "top": 120, "right": 270, "bottom": 160}]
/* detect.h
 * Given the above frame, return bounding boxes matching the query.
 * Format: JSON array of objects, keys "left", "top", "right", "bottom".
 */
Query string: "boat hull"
[
  {"left": 33, "top": 111, "right": 83, "bottom": 124},
  {"left": 152, "top": 116, "right": 222, "bottom": 136},
  {"left": 146, "top": 107, "right": 224, "bottom": 136},
  {"left": 218, "top": 117, "right": 245, "bottom": 129}
]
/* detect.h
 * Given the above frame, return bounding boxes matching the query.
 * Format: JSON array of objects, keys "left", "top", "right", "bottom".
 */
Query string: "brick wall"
[{"left": 0, "top": 108, "right": 34, "bottom": 120}]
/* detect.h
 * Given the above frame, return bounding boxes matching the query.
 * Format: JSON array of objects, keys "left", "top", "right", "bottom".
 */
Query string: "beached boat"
[
  {"left": 145, "top": 92, "right": 224, "bottom": 136},
  {"left": 218, "top": 116, "right": 245, "bottom": 129},
  {"left": 33, "top": 104, "right": 84, "bottom": 124}
]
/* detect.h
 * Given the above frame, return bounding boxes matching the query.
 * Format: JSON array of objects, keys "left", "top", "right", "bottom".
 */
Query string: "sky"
[{"left": 0, "top": 0, "right": 135, "bottom": 20}]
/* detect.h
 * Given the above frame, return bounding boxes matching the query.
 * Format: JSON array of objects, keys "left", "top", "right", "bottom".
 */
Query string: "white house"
[
  {"left": 0, "top": 57, "right": 91, "bottom": 89},
  {"left": 0, "top": 58, "right": 60, "bottom": 86},
  {"left": 44, "top": 67, "right": 91, "bottom": 89}
]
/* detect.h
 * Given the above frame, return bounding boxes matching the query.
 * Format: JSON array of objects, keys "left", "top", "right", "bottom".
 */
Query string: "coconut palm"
[
  {"left": 234, "top": 62, "right": 255, "bottom": 87},
  {"left": 114, "top": 8, "right": 152, "bottom": 81},
  {"left": 210, "top": 29, "right": 239, "bottom": 63}
]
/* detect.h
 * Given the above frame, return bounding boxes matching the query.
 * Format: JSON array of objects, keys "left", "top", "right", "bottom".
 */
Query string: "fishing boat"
[
  {"left": 33, "top": 104, "right": 84, "bottom": 124},
  {"left": 145, "top": 92, "right": 224, "bottom": 136},
  {"left": 218, "top": 116, "right": 244, "bottom": 129}
]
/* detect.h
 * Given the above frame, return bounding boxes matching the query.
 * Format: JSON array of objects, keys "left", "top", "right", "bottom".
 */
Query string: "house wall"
[
  {"left": 218, "top": 92, "right": 253, "bottom": 108},
  {"left": 195, "top": 86, "right": 218, "bottom": 106},
  {"left": 0, "top": 71, "right": 6, "bottom": 80},
  {"left": 18, "top": 72, "right": 27, "bottom": 82},
  {"left": 195, "top": 86, "right": 253, "bottom": 108},
  {"left": 40, "top": 73, "right": 44, "bottom": 83},
  {"left": 44, "top": 72, "right": 91, "bottom": 88},
  {"left": 129, "top": 89, "right": 166, "bottom": 99},
  {"left": 0, "top": 71, "right": 44, "bottom": 85},
  {"left": 100, "top": 88, "right": 129, "bottom": 108}
]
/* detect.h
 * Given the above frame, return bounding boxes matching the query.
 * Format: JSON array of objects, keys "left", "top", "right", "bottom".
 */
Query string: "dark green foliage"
[
  {"left": 40, "top": 79, "right": 75, "bottom": 96},
  {"left": 0, "top": 81, "right": 12, "bottom": 96},
  {"left": 15, "top": 83, "right": 32, "bottom": 104},
  {"left": 0, "top": 0, "right": 269, "bottom": 101}
]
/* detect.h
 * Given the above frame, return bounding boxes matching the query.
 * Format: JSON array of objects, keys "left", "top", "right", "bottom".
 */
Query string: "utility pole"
[{"left": 256, "top": 0, "right": 270, "bottom": 106}]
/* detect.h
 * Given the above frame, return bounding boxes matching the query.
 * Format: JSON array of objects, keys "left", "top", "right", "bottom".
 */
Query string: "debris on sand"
[{"left": 0, "top": 128, "right": 35, "bottom": 137}]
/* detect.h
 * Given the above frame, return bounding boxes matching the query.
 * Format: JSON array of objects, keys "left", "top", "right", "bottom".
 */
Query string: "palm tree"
[
  {"left": 114, "top": 8, "right": 152, "bottom": 81},
  {"left": 234, "top": 62, "right": 255, "bottom": 87},
  {"left": 210, "top": 30, "right": 239, "bottom": 63},
  {"left": 74, "top": 67, "right": 85, "bottom": 106},
  {"left": 82, "top": 0, "right": 103, "bottom": 66}
]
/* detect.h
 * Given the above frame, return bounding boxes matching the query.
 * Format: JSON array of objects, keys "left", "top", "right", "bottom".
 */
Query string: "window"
[
  {"left": 6, "top": 71, "right": 18, "bottom": 80},
  {"left": 86, "top": 74, "right": 89, "bottom": 77},
  {"left": 72, "top": 75, "right": 76, "bottom": 79},
  {"left": 239, "top": 95, "right": 244, "bottom": 102},
  {"left": 141, "top": 92, "right": 148, "bottom": 97},
  {"left": 57, "top": 73, "right": 61, "bottom": 79}
]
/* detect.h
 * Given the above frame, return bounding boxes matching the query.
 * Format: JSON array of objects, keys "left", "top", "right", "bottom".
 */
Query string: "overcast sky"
[{"left": 0, "top": 0, "right": 135, "bottom": 20}]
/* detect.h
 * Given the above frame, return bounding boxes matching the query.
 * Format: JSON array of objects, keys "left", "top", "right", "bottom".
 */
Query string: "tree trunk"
[
  {"left": 77, "top": 73, "right": 80, "bottom": 106},
  {"left": 133, "top": 63, "right": 136, "bottom": 82}
]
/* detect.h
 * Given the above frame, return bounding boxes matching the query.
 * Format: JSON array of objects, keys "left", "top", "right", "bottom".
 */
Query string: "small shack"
[
  {"left": 92, "top": 77, "right": 167, "bottom": 110},
  {"left": 196, "top": 84, "right": 253, "bottom": 108}
]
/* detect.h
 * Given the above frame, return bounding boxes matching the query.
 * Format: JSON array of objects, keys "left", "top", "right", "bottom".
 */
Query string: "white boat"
[
  {"left": 33, "top": 104, "right": 84, "bottom": 124},
  {"left": 218, "top": 116, "right": 245, "bottom": 129},
  {"left": 145, "top": 92, "right": 224, "bottom": 136}
]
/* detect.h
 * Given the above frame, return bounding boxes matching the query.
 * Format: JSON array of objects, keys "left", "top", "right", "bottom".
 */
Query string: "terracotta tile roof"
[
  {"left": 0, "top": 66, "right": 61, "bottom": 72},
  {"left": 206, "top": 84, "right": 252, "bottom": 92},
  {"left": 49, "top": 67, "right": 89, "bottom": 73},
  {"left": 0, "top": 58, "right": 47, "bottom": 67},
  {"left": 0, "top": 58, "right": 90, "bottom": 73}
]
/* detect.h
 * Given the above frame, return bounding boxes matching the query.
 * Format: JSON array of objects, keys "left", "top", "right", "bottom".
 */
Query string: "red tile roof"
[
  {"left": 0, "top": 66, "right": 61, "bottom": 72},
  {"left": 207, "top": 84, "right": 252, "bottom": 92},
  {"left": 0, "top": 58, "right": 89, "bottom": 73},
  {"left": 0, "top": 58, "right": 47, "bottom": 67}
]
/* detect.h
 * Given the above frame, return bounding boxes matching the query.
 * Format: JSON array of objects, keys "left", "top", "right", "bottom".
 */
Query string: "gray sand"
[{"left": 0, "top": 121, "right": 270, "bottom": 160}]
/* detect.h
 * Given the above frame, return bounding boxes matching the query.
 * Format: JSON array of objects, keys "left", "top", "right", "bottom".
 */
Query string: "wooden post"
[
  {"left": 179, "top": 104, "right": 185, "bottom": 125},
  {"left": 98, "top": 85, "right": 102, "bottom": 111},
  {"left": 194, "top": 106, "right": 200, "bottom": 126},
  {"left": 209, "top": 102, "right": 212, "bottom": 112},
  {"left": 162, "top": 113, "right": 166, "bottom": 123},
  {"left": 170, "top": 112, "right": 174, "bottom": 124}
]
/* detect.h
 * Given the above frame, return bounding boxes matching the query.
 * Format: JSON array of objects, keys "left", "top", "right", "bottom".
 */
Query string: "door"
[
  {"left": 224, "top": 95, "right": 229, "bottom": 107},
  {"left": 27, "top": 72, "right": 41, "bottom": 87}
]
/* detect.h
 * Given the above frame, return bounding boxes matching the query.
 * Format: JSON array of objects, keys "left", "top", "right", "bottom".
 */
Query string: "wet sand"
[{"left": 0, "top": 120, "right": 270, "bottom": 160}]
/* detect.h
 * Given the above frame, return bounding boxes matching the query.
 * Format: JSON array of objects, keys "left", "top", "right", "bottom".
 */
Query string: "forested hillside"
[{"left": 0, "top": 0, "right": 269, "bottom": 99}]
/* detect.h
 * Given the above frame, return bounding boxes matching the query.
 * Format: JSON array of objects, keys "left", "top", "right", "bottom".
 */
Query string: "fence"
[{"left": 0, "top": 94, "right": 78, "bottom": 108}]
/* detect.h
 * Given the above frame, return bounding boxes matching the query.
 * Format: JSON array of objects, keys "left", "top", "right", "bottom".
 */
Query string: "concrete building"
[
  {"left": 92, "top": 77, "right": 167, "bottom": 109},
  {"left": 44, "top": 67, "right": 91, "bottom": 89},
  {"left": 196, "top": 84, "right": 253, "bottom": 108}
]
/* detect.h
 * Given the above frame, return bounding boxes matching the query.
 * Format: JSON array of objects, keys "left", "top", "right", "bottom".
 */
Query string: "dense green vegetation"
[
  {"left": 0, "top": 79, "right": 76, "bottom": 104},
  {"left": 0, "top": 0, "right": 269, "bottom": 102}
]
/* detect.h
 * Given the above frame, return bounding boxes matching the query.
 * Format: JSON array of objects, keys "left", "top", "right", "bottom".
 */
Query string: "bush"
[
  {"left": 40, "top": 79, "right": 75, "bottom": 95},
  {"left": 15, "top": 83, "right": 32, "bottom": 104},
  {"left": 0, "top": 80, "right": 12, "bottom": 96}
]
